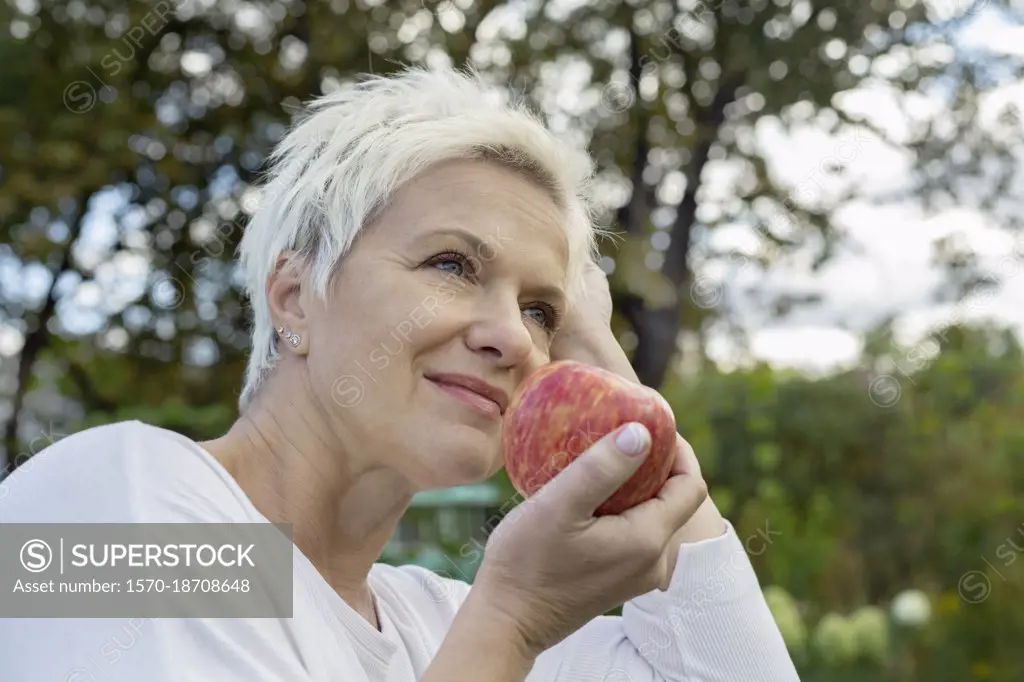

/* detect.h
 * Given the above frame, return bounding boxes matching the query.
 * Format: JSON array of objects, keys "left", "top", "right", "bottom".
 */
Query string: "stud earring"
[{"left": 275, "top": 326, "right": 301, "bottom": 347}]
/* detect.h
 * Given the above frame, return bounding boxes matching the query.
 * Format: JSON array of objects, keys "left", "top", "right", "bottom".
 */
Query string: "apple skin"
[{"left": 502, "top": 360, "right": 678, "bottom": 516}]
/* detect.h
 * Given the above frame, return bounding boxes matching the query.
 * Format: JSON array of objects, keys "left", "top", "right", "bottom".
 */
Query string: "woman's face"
[{"left": 303, "top": 158, "right": 570, "bottom": 489}]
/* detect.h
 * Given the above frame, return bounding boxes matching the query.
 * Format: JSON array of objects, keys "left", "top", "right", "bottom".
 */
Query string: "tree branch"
[
  {"left": 621, "top": 21, "right": 652, "bottom": 237},
  {"left": 662, "top": 74, "right": 742, "bottom": 287},
  {"left": 67, "top": 361, "right": 118, "bottom": 414}
]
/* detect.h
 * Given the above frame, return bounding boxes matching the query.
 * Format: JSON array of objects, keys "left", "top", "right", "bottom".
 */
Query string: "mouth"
[{"left": 425, "top": 373, "right": 509, "bottom": 417}]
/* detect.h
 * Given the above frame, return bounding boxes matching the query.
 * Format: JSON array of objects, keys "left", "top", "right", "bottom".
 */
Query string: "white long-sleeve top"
[{"left": 0, "top": 420, "right": 800, "bottom": 681}]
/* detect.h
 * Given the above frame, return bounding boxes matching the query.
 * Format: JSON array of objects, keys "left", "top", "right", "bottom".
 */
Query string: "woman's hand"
[
  {"left": 472, "top": 424, "right": 709, "bottom": 657},
  {"left": 546, "top": 257, "right": 728, "bottom": 547},
  {"left": 550, "top": 259, "right": 614, "bottom": 362}
]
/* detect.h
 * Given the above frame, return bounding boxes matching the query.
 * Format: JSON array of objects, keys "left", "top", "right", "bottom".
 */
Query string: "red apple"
[{"left": 502, "top": 360, "right": 678, "bottom": 516}]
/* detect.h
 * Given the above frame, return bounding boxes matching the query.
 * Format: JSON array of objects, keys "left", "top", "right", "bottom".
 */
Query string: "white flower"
[
  {"left": 890, "top": 589, "right": 931, "bottom": 627},
  {"left": 812, "top": 613, "right": 858, "bottom": 666},
  {"left": 763, "top": 586, "right": 807, "bottom": 653},
  {"left": 848, "top": 605, "right": 890, "bottom": 664}
]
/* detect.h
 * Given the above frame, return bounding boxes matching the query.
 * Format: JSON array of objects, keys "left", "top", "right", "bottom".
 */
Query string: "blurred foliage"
[
  {"left": 2, "top": 0, "right": 1024, "bottom": 679},
  {"left": 4, "top": 0, "right": 1023, "bottom": 452},
  {"left": 660, "top": 322, "right": 1024, "bottom": 680}
]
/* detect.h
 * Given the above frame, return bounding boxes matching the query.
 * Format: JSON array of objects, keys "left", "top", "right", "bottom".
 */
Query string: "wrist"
[
  {"left": 672, "top": 496, "right": 727, "bottom": 544},
  {"left": 462, "top": 587, "right": 543, "bottom": 661},
  {"left": 424, "top": 587, "right": 538, "bottom": 682}
]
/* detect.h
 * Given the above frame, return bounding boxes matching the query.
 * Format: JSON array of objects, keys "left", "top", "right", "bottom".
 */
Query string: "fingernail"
[{"left": 616, "top": 423, "right": 649, "bottom": 457}]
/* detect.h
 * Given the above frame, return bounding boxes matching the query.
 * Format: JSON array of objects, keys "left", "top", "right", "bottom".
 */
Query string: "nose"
[{"left": 463, "top": 292, "right": 536, "bottom": 369}]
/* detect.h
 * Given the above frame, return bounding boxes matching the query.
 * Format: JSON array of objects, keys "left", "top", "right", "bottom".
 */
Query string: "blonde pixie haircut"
[{"left": 237, "top": 65, "right": 604, "bottom": 411}]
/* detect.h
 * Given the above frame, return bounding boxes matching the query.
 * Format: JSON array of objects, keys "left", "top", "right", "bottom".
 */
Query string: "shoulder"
[{"left": 0, "top": 420, "right": 255, "bottom": 524}]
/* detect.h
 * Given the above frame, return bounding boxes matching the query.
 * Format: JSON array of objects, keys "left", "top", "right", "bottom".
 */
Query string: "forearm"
[
  {"left": 623, "top": 521, "right": 801, "bottom": 681},
  {"left": 422, "top": 590, "right": 538, "bottom": 682},
  {"left": 557, "top": 325, "right": 726, "bottom": 544}
]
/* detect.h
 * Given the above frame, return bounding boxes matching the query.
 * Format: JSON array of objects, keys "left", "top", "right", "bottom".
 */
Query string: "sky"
[
  {"left": 694, "top": 5, "right": 1024, "bottom": 375},
  {"left": 2, "top": 1, "right": 1022, "bottom": 382}
]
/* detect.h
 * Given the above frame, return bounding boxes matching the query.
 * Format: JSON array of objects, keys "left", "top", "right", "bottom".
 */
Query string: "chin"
[
  {"left": 448, "top": 449, "right": 502, "bottom": 486},
  {"left": 416, "top": 438, "right": 501, "bottom": 489}
]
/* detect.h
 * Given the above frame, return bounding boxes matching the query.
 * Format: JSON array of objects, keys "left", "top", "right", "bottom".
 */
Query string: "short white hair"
[{"left": 237, "top": 65, "right": 603, "bottom": 411}]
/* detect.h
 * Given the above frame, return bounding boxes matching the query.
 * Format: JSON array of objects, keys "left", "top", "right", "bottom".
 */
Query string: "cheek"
[
  {"left": 305, "top": 330, "right": 370, "bottom": 412},
  {"left": 303, "top": 303, "right": 381, "bottom": 412},
  {"left": 379, "top": 286, "right": 471, "bottom": 355},
  {"left": 310, "top": 277, "right": 471, "bottom": 393},
  {"left": 306, "top": 312, "right": 433, "bottom": 405}
]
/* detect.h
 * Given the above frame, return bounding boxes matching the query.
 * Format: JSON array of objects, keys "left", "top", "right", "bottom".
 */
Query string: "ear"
[{"left": 266, "top": 251, "right": 309, "bottom": 355}]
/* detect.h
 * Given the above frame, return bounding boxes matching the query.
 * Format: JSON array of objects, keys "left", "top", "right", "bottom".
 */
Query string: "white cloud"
[
  {"left": 707, "top": 28, "right": 1024, "bottom": 373},
  {"left": 960, "top": 9, "right": 1024, "bottom": 57}
]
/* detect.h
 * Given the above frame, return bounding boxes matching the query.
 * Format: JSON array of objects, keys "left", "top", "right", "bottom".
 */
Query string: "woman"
[{"left": 0, "top": 67, "right": 799, "bottom": 681}]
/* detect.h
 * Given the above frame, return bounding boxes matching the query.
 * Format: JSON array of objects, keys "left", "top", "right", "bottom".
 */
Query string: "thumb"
[{"left": 539, "top": 422, "right": 651, "bottom": 517}]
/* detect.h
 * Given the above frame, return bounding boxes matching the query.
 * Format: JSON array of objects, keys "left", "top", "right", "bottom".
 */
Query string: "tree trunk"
[
  {"left": 4, "top": 246, "right": 72, "bottom": 469},
  {"left": 627, "top": 77, "right": 741, "bottom": 389}
]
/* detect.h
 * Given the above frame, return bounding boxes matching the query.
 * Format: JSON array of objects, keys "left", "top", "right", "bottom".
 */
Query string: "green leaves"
[{"left": 656, "top": 323, "right": 1024, "bottom": 679}]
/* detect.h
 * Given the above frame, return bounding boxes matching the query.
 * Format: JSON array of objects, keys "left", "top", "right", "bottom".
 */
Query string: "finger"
[
  {"left": 670, "top": 434, "right": 701, "bottom": 478},
  {"left": 536, "top": 422, "right": 652, "bottom": 518},
  {"left": 669, "top": 435, "right": 687, "bottom": 476},
  {"left": 620, "top": 469, "right": 708, "bottom": 540}
]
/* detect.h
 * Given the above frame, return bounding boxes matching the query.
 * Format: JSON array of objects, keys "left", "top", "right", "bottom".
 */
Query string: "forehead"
[{"left": 370, "top": 159, "right": 570, "bottom": 284}]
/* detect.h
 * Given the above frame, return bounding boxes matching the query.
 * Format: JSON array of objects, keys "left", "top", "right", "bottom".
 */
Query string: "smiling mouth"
[{"left": 427, "top": 378, "right": 504, "bottom": 418}]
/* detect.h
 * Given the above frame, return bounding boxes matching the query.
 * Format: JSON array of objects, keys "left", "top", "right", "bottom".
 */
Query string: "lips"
[{"left": 425, "top": 373, "right": 510, "bottom": 415}]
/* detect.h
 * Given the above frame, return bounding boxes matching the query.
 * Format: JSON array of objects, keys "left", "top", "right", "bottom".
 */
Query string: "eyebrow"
[
  {"left": 421, "top": 227, "right": 489, "bottom": 254},
  {"left": 527, "top": 282, "right": 568, "bottom": 310},
  {"left": 419, "top": 227, "right": 568, "bottom": 307}
]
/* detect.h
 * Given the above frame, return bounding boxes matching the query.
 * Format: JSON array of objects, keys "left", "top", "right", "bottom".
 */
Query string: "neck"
[{"left": 200, "top": 371, "right": 415, "bottom": 623}]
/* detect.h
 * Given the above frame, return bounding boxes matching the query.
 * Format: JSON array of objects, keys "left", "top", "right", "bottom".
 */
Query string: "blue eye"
[
  {"left": 428, "top": 250, "right": 473, "bottom": 278},
  {"left": 523, "top": 307, "right": 546, "bottom": 325},
  {"left": 436, "top": 259, "right": 464, "bottom": 277},
  {"left": 523, "top": 303, "right": 561, "bottom": 332}
]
